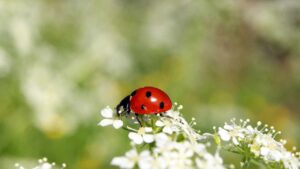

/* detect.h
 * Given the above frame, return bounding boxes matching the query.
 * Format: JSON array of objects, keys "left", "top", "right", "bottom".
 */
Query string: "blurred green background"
[{"left": 0, "top": 0, "right": 300, "bottom": 168}]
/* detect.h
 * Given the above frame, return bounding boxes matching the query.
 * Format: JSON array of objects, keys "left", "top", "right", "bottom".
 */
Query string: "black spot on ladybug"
[
  {"left": 146, "top": 91, "right": 151, "bottom": 98},
  {"left": 141, "top": 104, "right": 146, "bottom": 110},
  {"left": 131, "top": 90, "right": 137, "bottom": 96},
  {"left": 159, "top": 102, "right": 164, "bottom": 109}
]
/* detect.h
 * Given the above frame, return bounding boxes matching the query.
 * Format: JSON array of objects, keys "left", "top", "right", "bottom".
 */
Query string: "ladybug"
[{"left": 116, "top": 86, "right": 172, "bottom": 126}]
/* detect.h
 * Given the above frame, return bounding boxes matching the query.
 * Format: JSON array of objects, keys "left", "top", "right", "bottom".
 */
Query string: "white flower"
[
  {"left": 218, "top": 127, "right": 231, "bottom": 141},
  {"left": 282, "top": 152, "right": 300, "bottom": 169},
  {"left": 111, "top": 149, "right": 139, "bottom": 169},
  {"left": 128, "top": 127, "right": 154, "bottom": 145},
  {"left": 137, "top": 151, "right": 155, "bottom": 169},
  {"left": 219, "top": 119, "right": 300, "bottom": 168},
  {"left": 154, "top": 132, "right": 170, "bottom": 148},
  {"left": 249, "top": 132, "right": 294, "bottom": 163},
  {"left": 253, "top": 133, "right": 283, "bottom": 161},
  {"left": 195, "top": 153, "right": 226, "bottom": 169},
  {"left": 165, "top": 110, "right": 181, "bottom": 119},
  {"left": 153, "top": 132, "right": 220, "bottom": 169},
  {"left": 218, "top": 124, "right": 245, "bottom": 145},
  {"left": 155, "top": 119, "right": 179, "bottom": 134},
  {"left": 154, "top": 142, "right": 194, "bottom": 169},
  {"left": 111, "top": 149, "right": 157, "bottom": 169},
  {"left": 98, "top": 107, "right": 123, "bottom": 129},
  {"left": 154, "top": 141, "right": 221, "bottom": 169},
  {"left": 165, "top": 109, "right": 205, "bottom": 141}
]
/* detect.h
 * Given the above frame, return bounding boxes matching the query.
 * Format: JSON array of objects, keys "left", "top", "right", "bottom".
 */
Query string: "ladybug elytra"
[{"left": 116, "top": 86, "right": 172, "bottom": 126}]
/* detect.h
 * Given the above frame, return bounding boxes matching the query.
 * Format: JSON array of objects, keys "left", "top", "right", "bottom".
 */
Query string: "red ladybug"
[{"left": 116, "top": 86, "right": 172, "bottom": 125}]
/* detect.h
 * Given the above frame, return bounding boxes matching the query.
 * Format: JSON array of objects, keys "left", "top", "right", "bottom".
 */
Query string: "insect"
[{"left": 116, "top": 86, "right": 172, "bottom": 126}]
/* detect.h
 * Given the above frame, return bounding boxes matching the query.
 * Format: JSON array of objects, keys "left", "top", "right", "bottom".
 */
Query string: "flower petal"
[
  {"left": 154, "top": 133, "right": 169, "bottom": 147},
  {"left": 163, "top": 126, "right": 173, "bottom": 134},
  {"left": 138, "top": 150, "right": 154, "bottom": 169},
  {"left": 101, "top": 107, "right": 113, "bottom": 118},
  {"left": 155, "top": 120, "right": 165, "bottom": 127},
  {"left": 224, "top": 124, "right": 234, "bottom": 130},
  {"left": 218, "top": 127, "right": 230, "bottom": 141},
  {"left": 111, "top": 157, "right": 135, "bottom": 169},
  {"left": 232, "top": 137, "right": 239, "bottom": 145},
  {"left": 143, "top": 134, "right": 154, "bottom": 143},
  {"left": 98, "top": 119, "right": 113, "bottom": 126},
  {"left": 260, "top": 147, "right": 269, "bottom": 156},
  {"left": 272, "top": 151, "right": 282, "bottom": 162},
  {"left": 113, "top": 120, "right": 123, "bottom": 129},
  {"left": 129, "top": 132, "right": 143, "bottom": 144},
  {"left": 144, "top": 127, "right": 153, "bottom": 133},
  {"left": 125, "top": 149, "right": 138, "bottom": 157}
]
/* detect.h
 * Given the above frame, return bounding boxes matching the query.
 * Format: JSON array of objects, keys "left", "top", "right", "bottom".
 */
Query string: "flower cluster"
[
  {"left": 14, "top": 157, "right": 66, "bottom": 169},
  {"left": 217, "top": 119, "right": 300, "bottom": 169},
  {"left": 111, "top": 134, "right": 225, "bottom": 169},
  {"left": 99, "top": 104, "right": 300, "bottom": 169},
  {"left": 99, "top": 104, "right": 226, "bottom": 169}
]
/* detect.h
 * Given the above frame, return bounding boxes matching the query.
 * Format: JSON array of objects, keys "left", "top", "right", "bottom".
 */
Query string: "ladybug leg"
[
  {"left": 125, "top": 104, "right": 131, "bottom": 118},
  {"left": 125, "top": 98, "right": 131, "bottom": 117},
  {"left": 135, "top": 113, "right": 143, "bottom": 127},
  {"left": 116, "top": 95, "right": 130, "bottom": 116}
]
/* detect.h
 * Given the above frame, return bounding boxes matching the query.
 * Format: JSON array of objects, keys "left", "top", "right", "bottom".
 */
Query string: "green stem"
[{"left": 122, "top": 126, "right": 136, "bottom": 132}]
